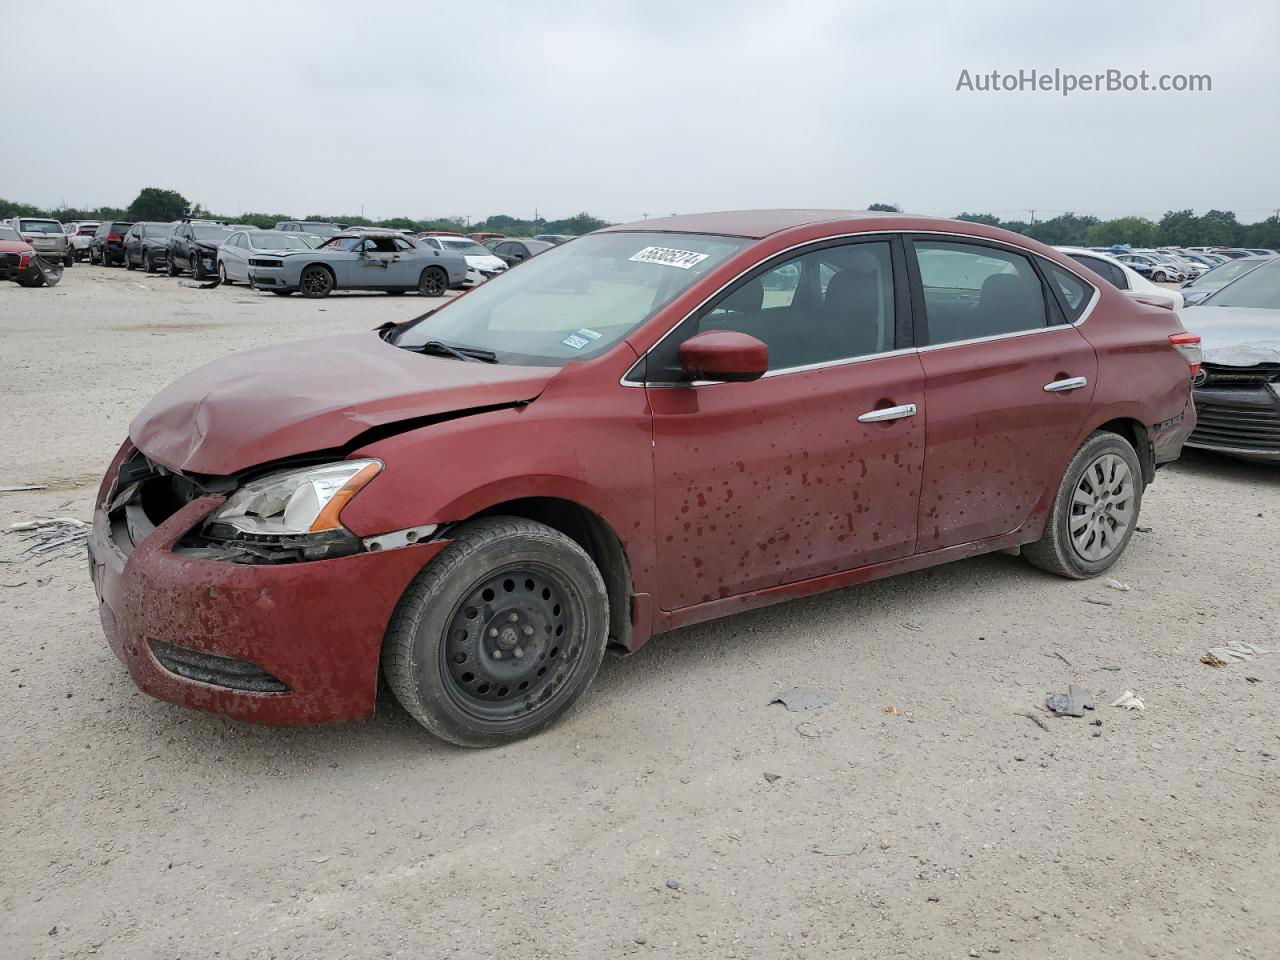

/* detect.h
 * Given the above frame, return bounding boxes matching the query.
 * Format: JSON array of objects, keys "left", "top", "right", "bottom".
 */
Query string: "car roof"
[{"left": 599, "top": 209, "right": 933, "bottom": 239}]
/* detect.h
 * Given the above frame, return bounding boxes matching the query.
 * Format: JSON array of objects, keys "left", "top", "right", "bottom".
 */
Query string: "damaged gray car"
[{"left": 1181, "top": 257, "right": 1280, "bottom": 462}]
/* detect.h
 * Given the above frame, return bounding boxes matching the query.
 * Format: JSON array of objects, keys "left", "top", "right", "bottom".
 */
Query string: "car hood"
[
  {"left": 130, "top": 332, "right": 558, "bottom": 475},
  {"left": 464, "top": 254, "right": 506, "bottom": 270},
  {"left": 1180, "top": 305, "right": 1280, "bottom": 366}
]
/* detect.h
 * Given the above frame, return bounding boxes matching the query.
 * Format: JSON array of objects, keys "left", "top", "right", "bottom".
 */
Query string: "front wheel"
[
  {"left": 298, "top": 265, "right": 334, "bottom": 298},
  {"left": 191, "top": 254, "right": 205, "bottom": 280},
  {"left": 167, "top": 256, "right": 178, "bottom": 277},
  {"left": 1023, "top": 431, "right": 1144, "bottom": 579},
  {"left": 418, "top": 266, "right": 447, "bottom": 297},
  {"left": 383, "top": 517, "right": 610, "bottom": 747}
]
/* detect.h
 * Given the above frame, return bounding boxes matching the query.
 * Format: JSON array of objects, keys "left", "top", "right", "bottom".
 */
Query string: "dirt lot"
[{"left": 1, "top": 264, "right": 1277, "bottom": 959}]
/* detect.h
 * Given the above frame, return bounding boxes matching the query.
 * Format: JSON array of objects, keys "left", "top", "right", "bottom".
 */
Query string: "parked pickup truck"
[{"left": 167, "top": 219, "right": 235, "bottom": 279}]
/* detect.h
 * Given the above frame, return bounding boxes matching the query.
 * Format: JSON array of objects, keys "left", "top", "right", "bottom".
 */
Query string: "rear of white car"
[
  {"left": 425, "top": 236, "right": 508, "bottom": 286},
  {"left": 12, "top": 218, "right": 70, "bottom": 264},
  {"left": 66, "top": 221, "right": 101, "bottom": 260}
]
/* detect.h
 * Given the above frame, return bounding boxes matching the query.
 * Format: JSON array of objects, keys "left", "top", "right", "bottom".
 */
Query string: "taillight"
[
  {"left": 18, "top": 254, "right": 31, "bottom": 269},
  {"left": 108, "top": 234, "right": 123, "bottom": 242},
  {"left": 1169, "top": 332, "right": 1201, "bottom": 376}
]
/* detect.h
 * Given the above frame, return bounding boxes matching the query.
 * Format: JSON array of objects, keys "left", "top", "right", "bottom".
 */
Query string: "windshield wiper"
[{"left": 409, "top": 340, "right": 498, "bottom": 363}]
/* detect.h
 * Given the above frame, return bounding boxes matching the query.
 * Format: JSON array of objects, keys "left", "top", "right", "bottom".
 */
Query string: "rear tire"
[
  {"left": 124, "top": 251, "right": 135, "bottom": 271},
  {"left": 218, "top": 262, "right": 233, "bottom": 285},
  {"left": 1023, "top": 431, "right": 1144, "bottom": 579},
  {"left": 418, "top": 266, "right": 447, "bottom": 297},
  {"left": 167, "top": 256, "right": 178, "bottom": 277},
  {"left": 383, "top": 517, "right": 610, "bottom": 747},
  {"left": 143, "top": 252, "right": 154, "bottom": 273}
]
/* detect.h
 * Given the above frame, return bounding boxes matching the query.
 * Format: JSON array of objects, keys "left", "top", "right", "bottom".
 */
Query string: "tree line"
[
  {"left": 2, "top": 188, "right": 1276, "bottom": 248},
  {"left": 0, "top": 188, "right": 610, "bottom": 238}
]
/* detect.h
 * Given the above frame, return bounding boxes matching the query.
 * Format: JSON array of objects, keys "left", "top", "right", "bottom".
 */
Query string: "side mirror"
[{"left": 678, "top": 330, "right": 768, "bottom": 383}]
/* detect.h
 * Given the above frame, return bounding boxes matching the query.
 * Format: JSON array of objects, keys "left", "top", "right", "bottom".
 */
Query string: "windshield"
[
  {"left": 395, "top": 231, "right": 750, "bottom": 365},
  {"left": 300, "top": 223, "right": 341, "bottom": 237},
  {"left": 1203, "top": 260, "right": 1280, "bottom": 308},
  {"left": 193, "top": 225, "right": 234, "bottom": 242},
  {"left": 440, "top": 239, "right": 491, "bottom": 256},
  {"left": 19, "top": 220, "right": 63, "bottom": 234},
  {"left": 1191, "top": 259, "right": 1261, "bottom": 287},
  {"left": 249, "top": 231, "right": 311, "bottom": 249},
  {"left": 0, "top": 226, "right": 21, "bottom": 242}
]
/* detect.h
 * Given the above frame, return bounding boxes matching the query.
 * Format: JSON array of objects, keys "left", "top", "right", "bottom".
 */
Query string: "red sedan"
[
  {"left": 0, "top": 225, "right": 44, "bottom": 286},
  {"left": 89, "top": 210, "right": 1199, "bottom": 746}
]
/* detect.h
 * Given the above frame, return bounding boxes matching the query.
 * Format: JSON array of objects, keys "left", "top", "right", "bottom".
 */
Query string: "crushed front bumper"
[{"left": 88, "top": 464, "right": 447, "bottom": 726}]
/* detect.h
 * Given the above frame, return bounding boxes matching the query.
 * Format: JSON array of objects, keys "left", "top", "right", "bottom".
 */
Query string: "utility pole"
[{"left": 1029, "top": 209, "right": 1036, "bottom": 226}]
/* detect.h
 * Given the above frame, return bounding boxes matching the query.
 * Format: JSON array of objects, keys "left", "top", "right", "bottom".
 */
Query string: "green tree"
[
  {"left": 954, "top": 212, "right": 1003, "bottom": 226},
  {"left": 1085, "top": 217, "right": 1157, "bottom": 248},
  {"left": 1198, "top": 209, "right": 1241, "bottom": 247},
  {"left": 1156, "top": 209, "right": 1200, "bottom": 247},
  {"left": 866, "top": 202, "right": 900, "bottom": 212},
  {"left": 1026, "top": 212, "right": 1097, "bottom": 246},
  {"left": 127, "top": 188, "right": 190, "bottom": 222}
]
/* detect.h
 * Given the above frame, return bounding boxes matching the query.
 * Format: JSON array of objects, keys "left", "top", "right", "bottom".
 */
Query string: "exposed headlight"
[{"left": 206, "top": 459, "right": 382, "bottom": 537}]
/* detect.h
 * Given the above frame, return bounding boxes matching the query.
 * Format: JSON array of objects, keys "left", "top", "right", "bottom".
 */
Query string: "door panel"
[
  {"left": 916, "top": 326, "right": 1097, "bottom": 549},
  {"left": 650, "top": 353, "right": 926, "bottom": 611}
]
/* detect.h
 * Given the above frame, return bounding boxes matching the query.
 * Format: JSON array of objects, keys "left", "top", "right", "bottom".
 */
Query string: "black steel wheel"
[
  {"left": 383, "top": 516, "right": 609, "bottom": 747},
  {"left": 418, "top": 266, "right": 447, "bottom": 297},
  {"left": 299, "top": 265, "right": 334, "bottom": 298}
]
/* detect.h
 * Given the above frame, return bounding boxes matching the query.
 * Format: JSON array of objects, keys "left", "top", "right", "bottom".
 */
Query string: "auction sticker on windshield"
[{"left": 629, "top": 246, "right": 710, "bottom": 269}]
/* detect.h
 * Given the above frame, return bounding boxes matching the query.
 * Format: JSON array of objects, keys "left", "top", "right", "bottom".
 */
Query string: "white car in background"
[
  {"left": 1056, "top": 246, "right": 1185, "bottom": 310},
  {"left": 419, "top": 235, "right": 507, "bottom": 286},
  {"left": 216, "top": 229, "right": 317, "bottom": 285},
  {"left": 64, "top": 221, "right": 101, "bottom": 261}
]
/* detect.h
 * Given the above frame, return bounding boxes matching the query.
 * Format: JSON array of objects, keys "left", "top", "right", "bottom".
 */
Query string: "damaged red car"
[{"left": 90, "top": 210, "right": 1199, "bottom": 746}]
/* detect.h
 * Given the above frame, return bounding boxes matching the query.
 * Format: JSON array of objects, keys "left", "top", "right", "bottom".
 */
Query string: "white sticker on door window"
[{"left": 628, "top": 246, "right": 710, "bottom": 269}]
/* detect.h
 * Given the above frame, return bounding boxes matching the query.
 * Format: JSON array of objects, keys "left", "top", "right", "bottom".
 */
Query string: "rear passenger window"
[
  {"left": 1043, "top": 261, "right": 1092, "bottom": 321},
  {"left": 659, "top": 240, "right": 896, "bottom": 374},
  {"left": 913, "top": 241, "right": 1047, "bottom": 345}
]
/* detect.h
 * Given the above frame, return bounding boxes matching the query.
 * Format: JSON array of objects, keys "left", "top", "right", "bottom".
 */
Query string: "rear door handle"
[
  {"left": 858, "top": 403, "right": 917, "bottom": 423},
  {"left": 1043, "top": 376, "right": 1088, "bottom": 393}
]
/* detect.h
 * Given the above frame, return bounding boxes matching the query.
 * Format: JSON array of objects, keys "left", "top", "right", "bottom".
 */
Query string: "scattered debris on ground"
[
  {"left": 769, "top": 687, "right": 834, "bottom": 712},
  {"left": 1046, "top": 685, "right": 1095, "bottom": 717},
  {"left": 4, "top": 517, "right": 89, "bottom": 563},
  {"left": 0, "top": 484, "right": 47, "bottom": 493},
  {"left": 1202, "top": 640, "right": 1275, "bottom": 666},
  {"left": 882, "top": 705, "right": 901, "bottom": 715},
  {"left": 1111, "top": 690, "right": 1145, "bottom": 711},
  {"left": 1015, "top": 710, "right": 1051, "bottom": 732},
  {"left": 762, "top": 772, "right": 781, "bottom": 783},
  {"left": 1083, "top": 597, "right": 1113, "bottom": 607},
  {"left": 1105, "top": 578, "right": 1132, "bottom": 591}
]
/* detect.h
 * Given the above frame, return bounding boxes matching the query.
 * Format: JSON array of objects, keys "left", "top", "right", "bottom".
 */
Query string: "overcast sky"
[{"left": 2, "top": 0, "right": 1276, "bottom": 224}]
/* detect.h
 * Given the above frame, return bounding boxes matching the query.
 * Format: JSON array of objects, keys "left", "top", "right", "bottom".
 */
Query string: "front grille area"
[
  {"left": 1199, "top": 362, "right": 1280, "bottom": 386},
  {"left": 149, "top": 639, "right": 288, "bottom": 693},
  {"left": 1190, "top": 382, "right": 1280, "bottom": 453}
]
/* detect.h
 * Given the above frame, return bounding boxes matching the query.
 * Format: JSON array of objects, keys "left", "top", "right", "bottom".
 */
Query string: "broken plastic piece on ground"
[
  {"left": 0, "top": 484, "right": 47, "bottom": 493},
  {"left": 5, "top": 517, "right": 89, "bottom": 561},
  {"left": 769, "top": 687, "right": 834, "bottom": 712},
  {"left": 1111, "top": 690, "right": 1145, "bottom": 711},
  {"left": 1105, "top": 578, "right": 1131, "bottom": 591},
  {"left": 1045, "top": 685, "right": 1095, "bottom": 717},
  {"left": 882, "top": 705, "right": 901, "bottom": 715},
  {"left": 1083, "top": 597, "right": 1113, "bottom": 607},
  {"left": 762, "top": 772, "right": 781, "bottom": 783},
  {"left": 1204, "top": 640, "right": 1275, "bottom": 665},
  {"left": 178, "top": 278, "right": 222, "bottom": 289}
]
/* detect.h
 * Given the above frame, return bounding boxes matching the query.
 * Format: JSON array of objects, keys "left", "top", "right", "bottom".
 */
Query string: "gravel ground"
[{"left": 1, "top": 264, "right": 1277, "bottom": 960}]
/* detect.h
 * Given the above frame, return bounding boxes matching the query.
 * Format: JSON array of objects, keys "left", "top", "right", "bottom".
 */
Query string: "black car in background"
[
  {"left": 88, "top": 221, "right": 134, "bottom": 266},
  {"left": 167, "top": 219, "right": 235, "bottom": 279},
  {"left": 490, "top": 238, "right": 552, "bottom": 266},
  {"left": 122, "top": 222, "right": 177, "bottom": 273}
]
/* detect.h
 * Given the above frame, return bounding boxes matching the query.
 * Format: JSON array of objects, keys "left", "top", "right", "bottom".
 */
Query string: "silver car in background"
[
  {"left": 245, "top": 229, "right": 468, "bottom": 298},
  {"left": 217, "top": 230, "right": 316, "bottom": 285},
  {"left": 8, "top": 217, "right": 71, "bottom": 266}
]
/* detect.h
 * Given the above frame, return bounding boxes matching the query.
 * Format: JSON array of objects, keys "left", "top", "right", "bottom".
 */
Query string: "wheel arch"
[{"left": 1093, "top": 417, "right": 1154, "bottom": 484}]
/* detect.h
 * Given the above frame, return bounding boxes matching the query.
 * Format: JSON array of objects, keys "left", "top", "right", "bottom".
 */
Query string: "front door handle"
[
  {"left": 1044, "top": 376, "right": 1088, "bottom": 393},
  {"left": 858, "top": 403, "right": 917, "bottom": 423}
]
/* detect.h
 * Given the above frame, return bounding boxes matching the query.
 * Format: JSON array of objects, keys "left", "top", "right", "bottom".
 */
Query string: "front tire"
[
  {"left": 191, "top": 253, "right": 205, "bottom": 280},
  {"left": 298, "top": 265, "right": 334, "bottom": 298},
  {"left": 418, "top": 266, "right": 447, "bottom": 297},
  {"left": 383, "top": 517, "right": 610, "bottom": 747},
  {"left": 1023, "top": 431, "right": 1144, "bottom": 579}
]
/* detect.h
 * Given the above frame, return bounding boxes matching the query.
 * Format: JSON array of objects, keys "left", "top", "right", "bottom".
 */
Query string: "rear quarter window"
[{"left": 1042, "top": 261, "right": 1093, "bottom": 321}]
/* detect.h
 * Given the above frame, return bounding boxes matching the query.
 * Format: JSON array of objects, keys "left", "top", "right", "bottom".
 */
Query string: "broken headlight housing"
[{"left": 202, "top": 460, "right": 382, "bottom": 559}]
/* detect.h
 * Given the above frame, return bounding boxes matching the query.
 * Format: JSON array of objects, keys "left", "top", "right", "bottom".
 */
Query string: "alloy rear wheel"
[{"left": 418, "top": 266, "right": 447, "bottom": 297}]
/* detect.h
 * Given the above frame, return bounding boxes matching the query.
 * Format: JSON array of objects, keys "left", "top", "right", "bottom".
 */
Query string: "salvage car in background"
[
  {"left": 1056, "top": 246, "right": 1184, "bottom": 310},
  {"left": 64, "top": 221, "right": 101, "bottom": 261},
  {"left": 275, "top": 220, "right": 343, "bottom": 239},
  {"left": 167, "top": 220, "right": 235, "bottom": 279},
  {"left": 239, "top": 229, "right": 466, "bottom": 297},
  {"left": 0, "top": 224, "right": 61, "bottom": 286},
  {"left": 8, "top": 217, "right": 72, "bottom": 266},
  {"left": 490, "top": 237, "right": 551, "bottom": 266},
  {"left": 89, "top": 210, "right": 1199, "bottom": 747},
  {"left": 421, "top": 235, "right": 507, "bottom": 286},
  {"left": 1180, "top": 256, "right": 1268, "bottom": 306},
  {"left": 88, "top": 220, "right": 135, "bottom": 266},
  {"left": 216, "top": 230, "right": 315, "bottom": 285},
  {"left": 122, "top": 222, "right": 176, "bottom": 273},
  {"left": 1180, "top": 257, "right": 1280, "bottom": 461}
]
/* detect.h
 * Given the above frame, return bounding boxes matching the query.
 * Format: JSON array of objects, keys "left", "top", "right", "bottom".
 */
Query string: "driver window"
[{"left": 685, "top": 240, "right": 897, "bottom": 372}]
